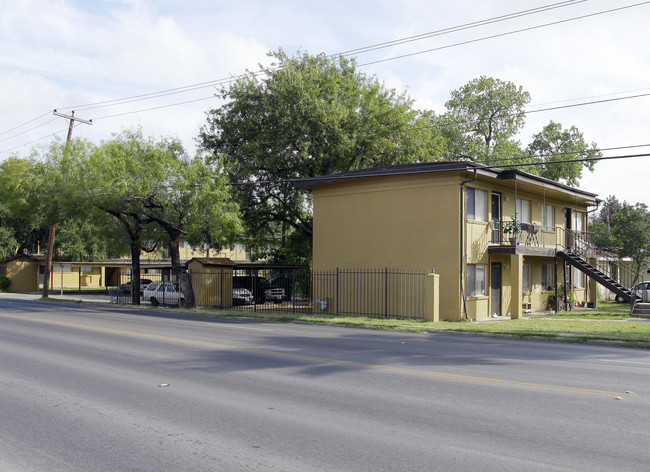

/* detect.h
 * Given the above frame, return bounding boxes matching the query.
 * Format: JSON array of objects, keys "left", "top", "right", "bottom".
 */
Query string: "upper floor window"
[
  {"left": 573, "top": 211, "right": 585, "bottom": 232},
  {"left": 516, "top": 198, "right": 532, "bottom": 224},
  {"left": 542, "top": 204, "right": 554, "bottom": 229},
  {"left": 466, "top": 188, "right": 487, "bottom": 222},
  {"left": 180, "top": 240, "right": 192, "bottom": 249}
]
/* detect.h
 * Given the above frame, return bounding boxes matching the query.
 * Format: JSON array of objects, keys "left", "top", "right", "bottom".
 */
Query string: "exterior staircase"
[{"left": 556, "top": 250, "right": 637, "bottom": 303}]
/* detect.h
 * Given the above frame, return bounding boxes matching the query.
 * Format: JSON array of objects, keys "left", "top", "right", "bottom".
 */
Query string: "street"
[{"left": 0, "top": 294, "right": 649, "bottom": 471}]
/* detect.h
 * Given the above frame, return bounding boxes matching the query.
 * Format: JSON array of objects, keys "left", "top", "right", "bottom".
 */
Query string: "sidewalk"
[{"left": 0, "top": 291, "right": 112, "bottom": 304}]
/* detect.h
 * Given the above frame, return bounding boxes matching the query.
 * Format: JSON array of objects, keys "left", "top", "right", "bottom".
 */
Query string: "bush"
[{"left": 0, "top": 275, "right": 10, "bottom": 291}]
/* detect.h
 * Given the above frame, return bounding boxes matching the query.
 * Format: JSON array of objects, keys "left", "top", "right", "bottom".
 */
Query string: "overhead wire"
[{"left": 2, "top": 1, "right": 650, "bottom": 154}]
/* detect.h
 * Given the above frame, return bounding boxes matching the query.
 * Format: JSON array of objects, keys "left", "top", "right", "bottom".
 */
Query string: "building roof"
[
  {"left": 295, "top": 160, "right": 599, "bottom": 201},
  {"left": 185, "top": 257, "right": 237, "bottom": 267},
  {"left": 0, "top": 253, "right": 45, "bottom": 264}
]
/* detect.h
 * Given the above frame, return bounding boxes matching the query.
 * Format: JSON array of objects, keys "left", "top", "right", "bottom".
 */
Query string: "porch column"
[
  {"left": 510, "top": 254, "right": 524, "bottom": 319},
  {"left": 425, "top": 272, "right": 440, "bottom": 322}
]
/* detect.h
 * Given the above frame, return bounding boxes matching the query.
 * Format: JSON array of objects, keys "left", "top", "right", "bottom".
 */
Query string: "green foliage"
[
  {"left": 0, "top": 275, "right": 10, "bottom": 291},
  {"left": 525, "top": 121, "right": 601, "bottom": 186},
  {"left": 502, "top": 213, "right": 522, "bottom": 235},
  {"left": 589, "top": 196, "right": 650, "bottom": 281},
  {"left": 440, "top": 76, "right": 599, "bottom": 185},
  {"left": 200, "top": 48, "right": 445, "bottom": 249},
  {"left": 441, "top": 75, "right": 530, "bottom": 165}
]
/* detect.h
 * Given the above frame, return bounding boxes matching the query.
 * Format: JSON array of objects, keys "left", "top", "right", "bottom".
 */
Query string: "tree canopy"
[
  {"left": 590, "top": 196, "right": 650, "bottom": 283},
  {"left": 200, "top": 49, "right": 446, "bottom": 260},
  {"left": 439, "top": 75, "right": 600, "bottom": 186}
]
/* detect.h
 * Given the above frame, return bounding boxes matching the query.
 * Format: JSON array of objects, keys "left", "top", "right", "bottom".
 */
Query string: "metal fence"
[{"left": 112, "top": 268, "right": 430, "bottom": 320}]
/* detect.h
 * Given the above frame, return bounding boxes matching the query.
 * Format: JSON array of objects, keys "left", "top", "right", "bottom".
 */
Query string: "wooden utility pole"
[{"left": 42, "top": 110, "right": 92, "bottom": 298}]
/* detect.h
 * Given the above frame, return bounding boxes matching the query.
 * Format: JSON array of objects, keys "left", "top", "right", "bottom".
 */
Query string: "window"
[
  {"left": 572, "top": 267, "right": 584, "bottom": 288},
  {"left": 573, "top": 211, "right": 585, "bottom": 232},
  {"left": 516, "top": 198, "right": 532, "bottom": 224},
  {"left": 80, "top": 266, "right": 94, "bottom": 273},
  {"left": 233, "top": 243, "right": 245, "bottom": 251},
  {"left": 467, "top": 264, "right": 486, "bottom": 297},
  {"left": 523, "top": 264, "right": 531, "bottom": 293},
  {"left": 542, "top": 204, "right": 554, "bottom": 229},
  {"left": 53, "top": 266, "right": 72, "bottom": 272},
  {"left": 542, "top": 264, "right": 554, "bottom": 291},
  {"left": 466, "top": 188, "right": 487, "bottom": 222},
  {"left": 180, "top": 240, "right": 192, "bottom": 249}
]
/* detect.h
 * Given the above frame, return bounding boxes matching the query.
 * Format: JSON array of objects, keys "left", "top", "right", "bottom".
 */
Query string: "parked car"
[
  {"left": 117, "top": 278, "right": 153, "bottom": 298},
  {"left": 633, "top": 281, "right": 650, "bottom": 302},
  {"left": 232, "top": 287, "right": 254, "bottom": 305},
  {"left": 143, "top": 281, "right": 184, "bottom": 306},
  {"left": 232, "top": 275, "right": 285, "bottom": 304}
]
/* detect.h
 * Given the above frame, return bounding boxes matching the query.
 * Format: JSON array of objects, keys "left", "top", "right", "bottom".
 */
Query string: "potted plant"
[{"left": 503, "top": 213, "right": 522, "bottom": 245}]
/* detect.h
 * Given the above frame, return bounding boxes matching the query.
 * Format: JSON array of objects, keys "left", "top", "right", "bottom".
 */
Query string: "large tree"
[
  {"left": 199, "top": 49, "right": 445, "bottom": 252},
  {"left": 525, "top": 121, "right": 601, "bottom": 187},
  {"left": 141, "top": 151, "right": 242, "bottom": 309},
  {"left": 441, "top": 76, "right": 600, "bottom": 185},
  {"left": 590, "top": 196, "right": 650, "bottom": 284},
  {"left": 441, "top": 75, "right": 530, "bottom": 165},
  {"left": 81, "top": 129, "right": 241, "bottom": 307}
]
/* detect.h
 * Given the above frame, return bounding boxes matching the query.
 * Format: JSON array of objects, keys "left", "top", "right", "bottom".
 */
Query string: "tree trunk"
[
  {"left": 168, "top": 237, "right": 195, "bottom": 308},
  {"left": 130, "top": 239, "right": 142, "bottom": 305},
  {"left": 42, "top": 223, "right": 56, "bottom": 298}
]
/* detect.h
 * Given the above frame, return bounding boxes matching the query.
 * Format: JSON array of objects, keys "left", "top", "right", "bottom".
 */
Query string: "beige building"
[{"left": 298, "top": 161, "right": 615, "bottom": 321}]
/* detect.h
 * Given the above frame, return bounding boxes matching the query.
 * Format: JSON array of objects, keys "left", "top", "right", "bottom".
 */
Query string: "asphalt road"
[{"left": 1, "top": 294, "right": 649, "bottom": 471}]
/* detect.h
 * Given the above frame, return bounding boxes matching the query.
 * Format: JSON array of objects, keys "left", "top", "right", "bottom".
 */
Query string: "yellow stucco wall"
[
  {"left": 4, "top": 258, "right": 39, "bottom": 292},
  {"left": 312, "top": 173, "right": 463, "bottom": 320},
  {"left": 311, "top": 170, "right": 596, "bottom": 321},
  {"left": 187, "top": 261, "right": 234, "bottom": 308}
]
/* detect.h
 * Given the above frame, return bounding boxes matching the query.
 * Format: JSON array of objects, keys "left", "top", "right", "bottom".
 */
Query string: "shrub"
[{"left": 0, "top": 275, "right": 10, "bottom": 291}]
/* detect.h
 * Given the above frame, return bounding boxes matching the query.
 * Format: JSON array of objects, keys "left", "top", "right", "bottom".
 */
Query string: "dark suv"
[{"left": 233, "top": 275, "right": 285, "bottom": 304}]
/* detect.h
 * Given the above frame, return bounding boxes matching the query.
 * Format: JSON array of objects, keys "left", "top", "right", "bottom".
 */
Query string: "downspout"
[{"left": 460, "top": 169, "right": 478, "bottom": 321}]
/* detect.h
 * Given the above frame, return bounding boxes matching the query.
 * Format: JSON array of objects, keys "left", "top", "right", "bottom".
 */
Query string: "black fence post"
[
  {"left": 336, "top": 267, "right": 340, "bottom": 316},
  {"left": 385, "top": 267, "right": 389, "bottom": 319}
]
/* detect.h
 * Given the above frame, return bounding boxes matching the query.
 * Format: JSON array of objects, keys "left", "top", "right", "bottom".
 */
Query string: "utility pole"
[{"left": 42, "top": 110, "right": 92, "bottom": 298}]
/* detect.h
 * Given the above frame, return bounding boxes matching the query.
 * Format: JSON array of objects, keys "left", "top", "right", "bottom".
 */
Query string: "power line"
[
  {"left": 2, "top": 1, "right": 649, "bottom": 152},
  {"left": 358, "top": 1, "right": 650, "bottom": 67},
  {"left": 230, "top": 152, "right": 650, "bottom": 187},
  {"left": 339, "top": 0, "right": 583, "bottom": 56}
]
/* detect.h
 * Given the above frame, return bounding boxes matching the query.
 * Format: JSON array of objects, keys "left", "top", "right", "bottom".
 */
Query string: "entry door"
[
  {"left": 491, "top": 263, "right": 502, "bottom": 317},
  {"left": 564, "top": 207, "right": 573, "bottom": 249},
  {"left": 491, "top": 193, "right": 501, "bottom": 243}
]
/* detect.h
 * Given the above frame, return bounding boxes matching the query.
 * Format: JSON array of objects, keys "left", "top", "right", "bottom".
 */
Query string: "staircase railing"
[{"left": 557, "top": 227, "right": 642, "bottom": 292}]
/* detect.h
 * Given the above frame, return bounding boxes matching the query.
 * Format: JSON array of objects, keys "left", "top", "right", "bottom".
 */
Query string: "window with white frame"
[
  {"left": 572, "top": 267, "right": 584, "bottom": 288},
  {"left": 516, "top": 198, "right": 532, "bottom": 224},
  {"left": 180, "top": 240, "right": 192, "bottom": 249},
  {"left": 542, "top": 264, "right": 554, "bottom": 291},
  {"left": 467, "top": 264, "right": 487, "bottom": 297},
  {"left": 466, "top": 188, "right": 487, "bottom": 222},
  {"left": 523, "top": 264, "right": 531, "bottom": 293},
  {"left": 573, "top": 211, "right": 585, "bottom": 232},
  {"left": 542, "top": 204, "right": 554, "bottom": 229}
]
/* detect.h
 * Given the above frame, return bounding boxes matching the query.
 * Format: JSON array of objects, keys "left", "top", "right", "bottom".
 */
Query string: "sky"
[{"left": 1, "top": 0, "right": 649, "bottom": 207}]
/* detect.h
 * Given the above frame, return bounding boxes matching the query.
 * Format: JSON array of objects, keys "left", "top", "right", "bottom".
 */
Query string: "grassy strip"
[
  {"left": 193, "top": 302, "right": 650, "bottom": 346},
  {"left": 40, "top": 296, "right": 649, "bottom": 347}
]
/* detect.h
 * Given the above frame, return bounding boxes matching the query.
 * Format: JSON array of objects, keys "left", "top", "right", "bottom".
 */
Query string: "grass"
[
  {"left": 192, "top": 301, "right": 650, "bottom": 347},
  {"left": 37, "top": 294, "right": 650, "bottom": 347}
]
